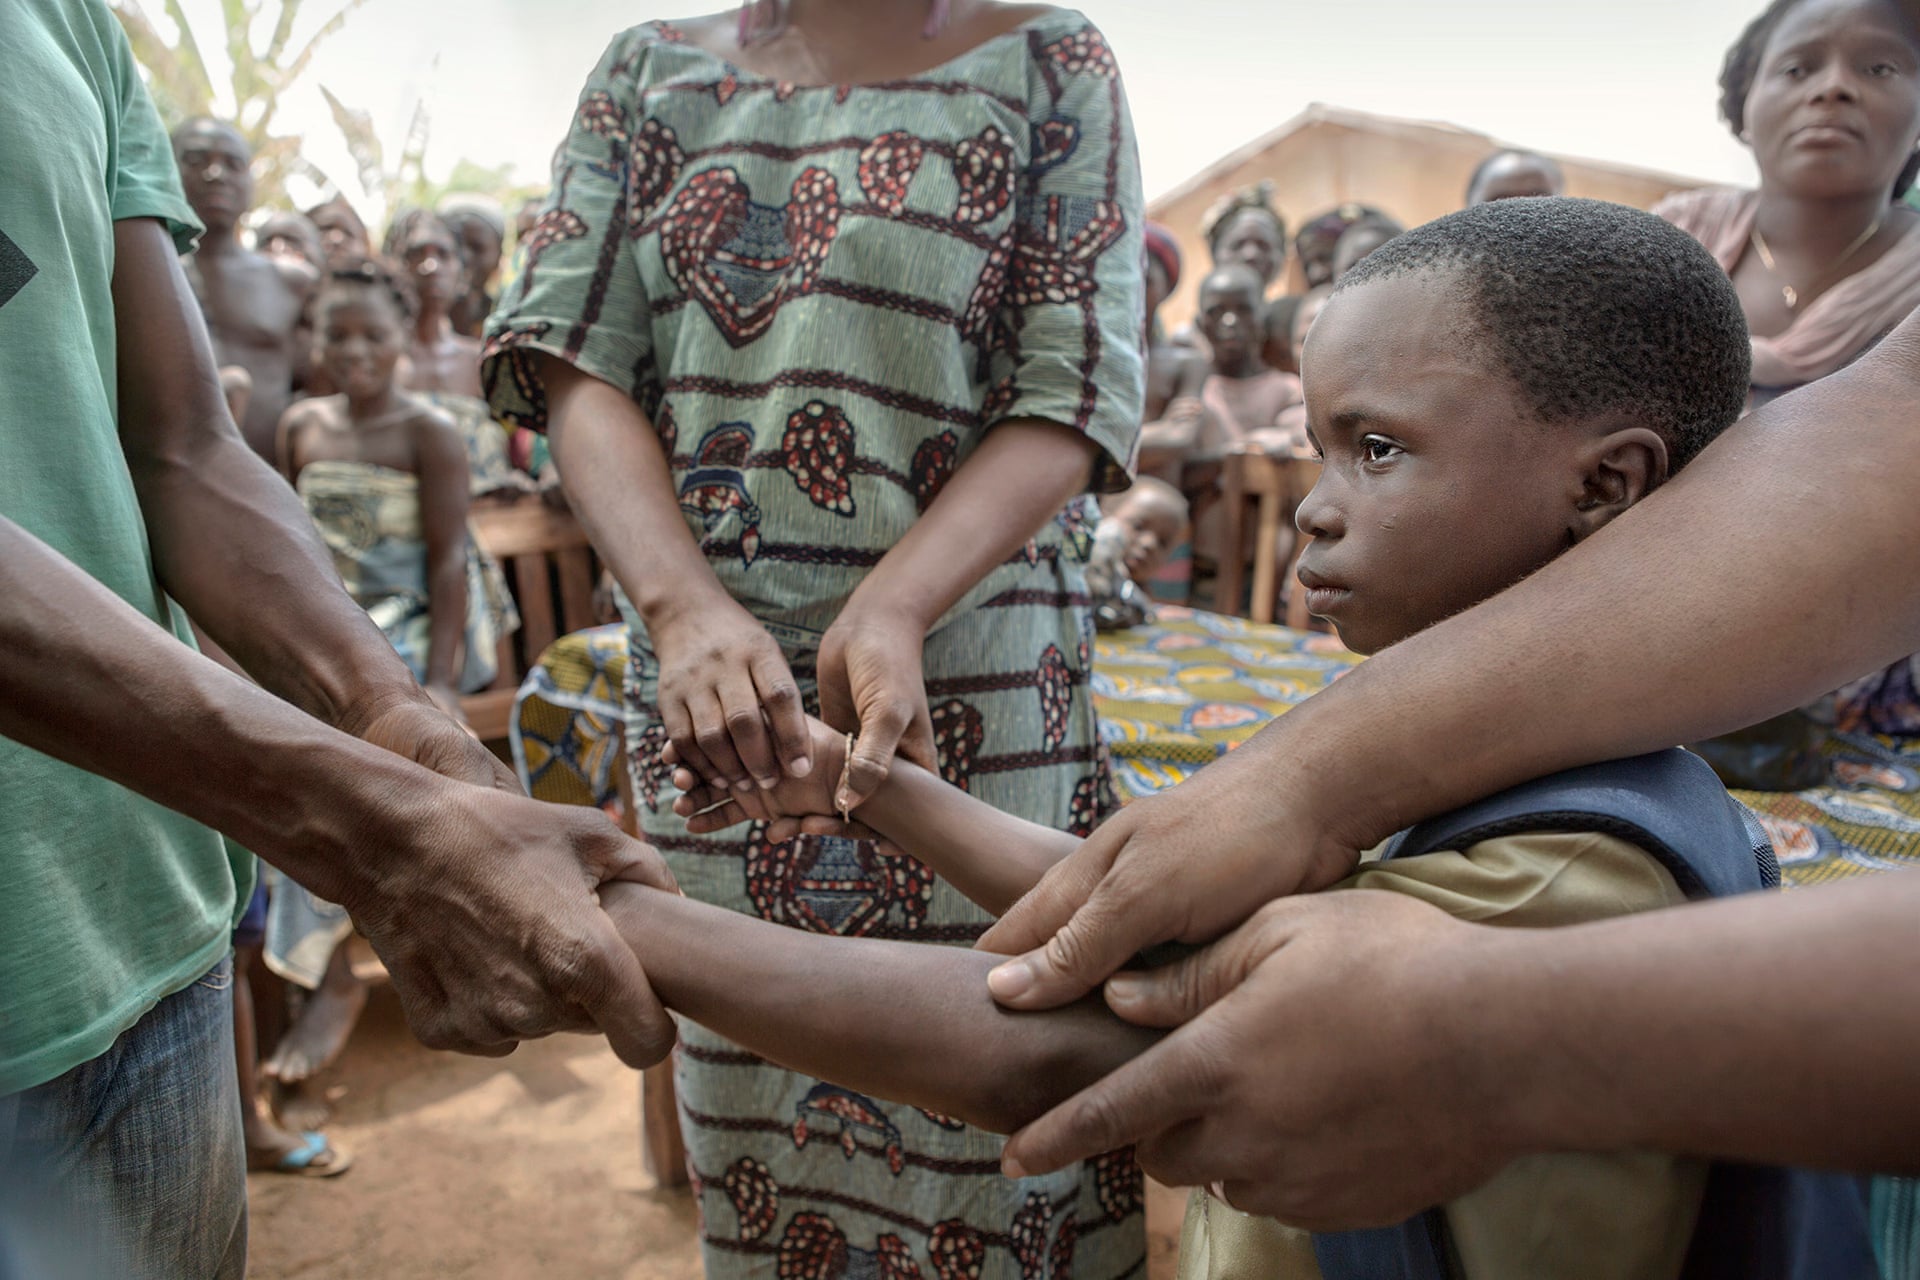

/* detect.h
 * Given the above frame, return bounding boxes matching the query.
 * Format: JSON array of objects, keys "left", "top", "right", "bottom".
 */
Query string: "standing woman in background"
[
  {"left": 1659, "top": 0, "right": 1920, "bottom": 735},
  {"left": 482, "top": 1, "right": 1147, "bottom": 1276}
]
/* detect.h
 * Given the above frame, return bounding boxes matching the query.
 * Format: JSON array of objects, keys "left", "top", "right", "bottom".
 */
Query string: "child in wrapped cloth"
[{"left": 634, "top": 198, "right": 1872, "bottom": 1279}]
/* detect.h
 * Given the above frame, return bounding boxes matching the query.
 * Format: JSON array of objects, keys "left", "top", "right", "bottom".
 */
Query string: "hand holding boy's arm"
[{"left": 672, "top": 717, "right": 1078, "bottom": 916}]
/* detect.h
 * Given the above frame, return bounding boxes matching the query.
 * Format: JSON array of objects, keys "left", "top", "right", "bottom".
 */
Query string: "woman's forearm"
[
  {"left": 1259, "top": 317, "right": 1920, "bottom": 858},
  {"left": 858, "top": 757, "right": 1079, "bottom": 916},
  {"left": 850, "top": 419, "right": 1099, "bottom": 630},
  {"left": 539, "top": 356, "right": 735, "bottom": 635},
  {"left": 601, "top": 882, "right": 1157, "bottom": 1133}
]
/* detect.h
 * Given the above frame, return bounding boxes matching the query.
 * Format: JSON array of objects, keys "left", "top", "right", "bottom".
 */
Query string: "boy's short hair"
[{"left": 1336, "top": 198, "right": 1751, "bottom": 469}]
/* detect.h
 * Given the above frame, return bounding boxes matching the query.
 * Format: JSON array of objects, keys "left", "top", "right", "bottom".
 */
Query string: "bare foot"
[
  {"left": 264, "top": 968, "right": 368, "bottom": 1084},
  {"left": 271, "top": 1078, "right": 337, "bottom": 1131}
]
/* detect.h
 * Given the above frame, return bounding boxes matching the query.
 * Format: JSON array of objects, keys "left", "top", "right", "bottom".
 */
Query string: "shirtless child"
[
  {"left": 172, "top": 119, "right": 310, "bottom": 460},
  {"left": 1187, "top": 264, "right": 1303, "bottom": 581}
]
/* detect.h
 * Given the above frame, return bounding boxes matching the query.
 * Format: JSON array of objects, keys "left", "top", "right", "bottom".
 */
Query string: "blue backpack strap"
[
  {"left": 1314, "top": 752, "right": 1877, "bottom": 1280},
  {"left": 1382, "top": 749, "right": 1775, "bottom": 898},
  {"left": 1312, "top": 1213, "right": 1453, "bottom": 1280}
]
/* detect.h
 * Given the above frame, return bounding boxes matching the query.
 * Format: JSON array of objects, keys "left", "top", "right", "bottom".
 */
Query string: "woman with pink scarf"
[{"left": 1658, "top": 0, "right": 1920, "bottom": 735}]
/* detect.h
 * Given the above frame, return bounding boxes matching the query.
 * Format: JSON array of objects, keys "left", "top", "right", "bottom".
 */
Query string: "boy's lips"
[{"left": 1295, "top": 563, "right": 1351, "bottom": 615}]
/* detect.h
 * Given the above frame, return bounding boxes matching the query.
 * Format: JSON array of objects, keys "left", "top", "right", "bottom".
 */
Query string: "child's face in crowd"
[
  {"left": 1469, "top": 154, "right": 1564, "bottom": 204},
  {"left": 318, "top": 284, "right": 407, "bottom": 402},
  {"left": 310, "top": 201, "right": 369, "bottom": 267},
  {"left": 1197, "top": 270, "right": 1264, "bottom": 371},
  {"left": 402, "top": 225, "right": 467, "bottom": 313},
  {"left": 256, "top": 214, "right": 322, "bottom": 269},
  {"left": 447, "top": 214, "right": 504, "bottom": 290},
  {"left": 1294, "top": 272, "right": 1663, "bottom": 656},
  {"left": 1332, "top": 224, "right": 1396, "bottom": 281},
  {"left": 1110, "top": 491, "right": 1185, "bottom": 580},
  {"left": 174, "top": 122, "right": 253, "bottom": 229},
  {"left": 1214, "top": 211, "right": 1284, "bottom": 289},
  {"left": 1745, "top": 0, "right": 1920, "bottom": 198}
]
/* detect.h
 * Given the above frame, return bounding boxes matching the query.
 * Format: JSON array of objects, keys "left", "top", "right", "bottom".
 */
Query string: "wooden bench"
[
  {"left": 1217, "top": 449, "right": 1323, "bottom": 629},
  {"left": 463, "top": 497, "right": 602, "bottom": 745}
]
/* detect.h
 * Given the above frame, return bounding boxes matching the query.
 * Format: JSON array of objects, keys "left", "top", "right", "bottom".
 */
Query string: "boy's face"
[
  {"left": 1197, "top": 273, "right": 1263, "bottom": 370},
  {"left": 318, "top": 285, "right": 407, "bottom": 401},
  {"left": 1294, "top": 274, "right": 1582, "bottom": 655}
]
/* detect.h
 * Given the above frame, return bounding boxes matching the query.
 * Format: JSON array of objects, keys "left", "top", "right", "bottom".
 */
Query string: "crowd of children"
[{"left": 118, "top": 0, "right": 1920, "bottom": 1274}]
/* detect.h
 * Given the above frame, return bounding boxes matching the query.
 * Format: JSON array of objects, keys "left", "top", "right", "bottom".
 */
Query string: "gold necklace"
[{"left": 1749, "top": 214, "right": 1884, "bottom": 310}]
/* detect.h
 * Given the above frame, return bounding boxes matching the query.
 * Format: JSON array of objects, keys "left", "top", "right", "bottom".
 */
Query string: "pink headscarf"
[{"left": 1654, "top": 187, "right": 1920, "bottom": 389}]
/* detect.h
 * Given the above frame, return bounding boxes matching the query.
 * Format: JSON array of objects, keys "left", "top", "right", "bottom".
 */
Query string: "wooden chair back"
[
  {"left": 463, "top": 497, "right": 601, "bottom": 743},
  {"left": 1217, "top": 450, "right": 1323, "bottom": 629}
]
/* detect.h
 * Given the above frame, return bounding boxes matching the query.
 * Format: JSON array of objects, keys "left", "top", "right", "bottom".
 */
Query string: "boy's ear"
[{"left": 1568, "top": 425, "right": 1669, "bottom": 544}]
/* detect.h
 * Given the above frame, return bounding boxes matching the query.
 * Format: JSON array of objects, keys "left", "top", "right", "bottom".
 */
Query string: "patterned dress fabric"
[
  {"left": 483, "top": 13, "right": 1146, "bottom": 1280},
  {"left": 296, "top": 459, "right": 518, "bottom": 693}
]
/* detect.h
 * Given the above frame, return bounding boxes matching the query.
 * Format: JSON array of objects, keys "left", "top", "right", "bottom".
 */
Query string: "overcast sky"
[{"left": 170, "top": 0, "right": 1766, "bottom": 217}]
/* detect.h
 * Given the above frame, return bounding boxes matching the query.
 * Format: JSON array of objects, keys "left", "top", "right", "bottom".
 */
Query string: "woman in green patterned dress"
[{"left": 482, "top": 3, "right": 1147, "bottom": 1277}]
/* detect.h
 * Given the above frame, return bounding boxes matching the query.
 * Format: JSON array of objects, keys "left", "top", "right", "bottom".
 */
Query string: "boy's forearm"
[
  {"left": 858, "top": 758, "right": 1080, "bottom": 916},
  {"left": 602, "top": 882, "right": 1157, "bottom": 1133}
]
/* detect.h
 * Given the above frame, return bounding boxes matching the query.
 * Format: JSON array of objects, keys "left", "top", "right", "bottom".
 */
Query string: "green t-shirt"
[{"left": 0, "top": 0, "right": 252, "bottom": 1095}]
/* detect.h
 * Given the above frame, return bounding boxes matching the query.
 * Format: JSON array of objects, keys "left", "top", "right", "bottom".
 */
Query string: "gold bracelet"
[{"left": 838, "top": 731, "right": 857, "bottom": 824}]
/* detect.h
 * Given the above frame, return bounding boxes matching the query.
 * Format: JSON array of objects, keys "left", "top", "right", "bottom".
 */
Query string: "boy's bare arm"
[
  {"left": 673, "top": 721, "right": 1079, "bottom": 916},
  {"left": 600, "top": 881, "right": 1158, "bottom": 1134}
]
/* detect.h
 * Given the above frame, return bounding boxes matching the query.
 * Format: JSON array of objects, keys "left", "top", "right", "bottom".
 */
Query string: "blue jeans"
[{"left": 0, "top": 955, "right": 247, "bottom": 1279}]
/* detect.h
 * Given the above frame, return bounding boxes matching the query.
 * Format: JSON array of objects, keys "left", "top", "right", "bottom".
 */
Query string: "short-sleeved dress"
[{"left": 483, "top": 12, "right": 1147, "bottom": 1280}]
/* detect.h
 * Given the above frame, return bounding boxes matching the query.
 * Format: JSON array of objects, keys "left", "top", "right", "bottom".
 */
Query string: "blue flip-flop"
[{"left": 267, "top": 1130, "right": 353, "bottom": 1178}]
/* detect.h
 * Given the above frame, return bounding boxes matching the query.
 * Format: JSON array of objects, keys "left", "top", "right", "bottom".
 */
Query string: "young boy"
[
  {"left": 1181, "top": 264, "right": 1304, "bottom": 591},
  {"left": 610, "top": 198, "right": 1862, "bottom": 1278}
]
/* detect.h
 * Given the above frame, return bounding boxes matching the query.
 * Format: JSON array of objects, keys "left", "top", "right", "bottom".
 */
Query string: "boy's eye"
[{"left": 1361, "top": 435, "right": 1402, "bottom": 463}]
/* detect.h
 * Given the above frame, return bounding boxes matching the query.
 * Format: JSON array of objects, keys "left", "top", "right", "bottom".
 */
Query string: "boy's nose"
[{"left": 1295, "top": 478, "right": 1340, "bottom": 539}]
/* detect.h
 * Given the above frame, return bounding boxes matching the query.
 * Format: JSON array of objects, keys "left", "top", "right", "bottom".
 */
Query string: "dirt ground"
[{"left": 248, "top": 976, "right": 1186, "bottom": 1279}]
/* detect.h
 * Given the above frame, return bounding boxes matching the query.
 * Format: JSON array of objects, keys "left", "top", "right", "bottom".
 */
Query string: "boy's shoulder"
[{"left": 1387, "top": 748, "right": 1772, "bottom": 901}]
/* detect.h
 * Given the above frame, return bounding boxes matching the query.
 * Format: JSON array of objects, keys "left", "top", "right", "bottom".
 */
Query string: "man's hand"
[
  {"left": 336, "top": 692, "right": 679, "bottom": 1068},
  {"left": 1001, "top": 891, "right": 1532, "bottom": 1229},
  {"left": 978, "top": 756, "right": 1359, "bottom": 1010},
  {"left": 817, "top": 607, "right": 936, "bottom": 809}
]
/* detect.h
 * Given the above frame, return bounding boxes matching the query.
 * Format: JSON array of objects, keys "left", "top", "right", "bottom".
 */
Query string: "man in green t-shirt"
[{"left": 0, "top": 5, "right": 676, "bottom": 1275}]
